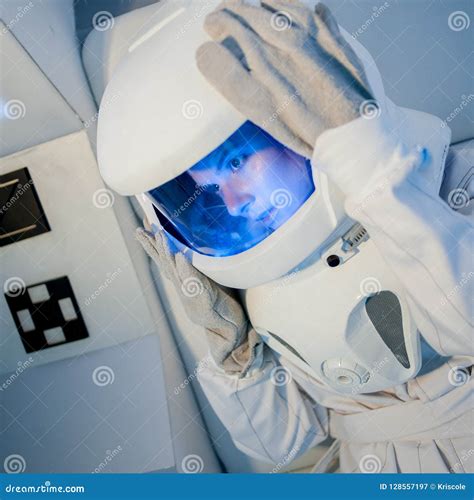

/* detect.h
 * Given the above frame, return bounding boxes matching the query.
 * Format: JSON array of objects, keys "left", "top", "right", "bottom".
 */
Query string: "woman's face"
[
  {"left": 188, "top": 125, "right": 314, "bottom": 234},
  {"left": 148, "top": 122, "right": 315, "bottom": 256}
]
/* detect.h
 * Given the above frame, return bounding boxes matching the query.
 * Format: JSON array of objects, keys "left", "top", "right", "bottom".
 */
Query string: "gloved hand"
[
  {"left": 196, "top": 0, "right": 373, "bottom": 159},
  {"left": 136, "top": 227, "right": 261, "bottom": 377}
]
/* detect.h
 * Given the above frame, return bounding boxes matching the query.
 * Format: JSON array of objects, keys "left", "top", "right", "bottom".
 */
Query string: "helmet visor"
[{"left": 147, "top": 121, "right": 315, "bottom": 257}]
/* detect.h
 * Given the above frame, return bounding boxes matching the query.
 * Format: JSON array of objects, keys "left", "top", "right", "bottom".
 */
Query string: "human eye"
[{"left": 227, "top": 153, "right": 248, "bottom": 173}]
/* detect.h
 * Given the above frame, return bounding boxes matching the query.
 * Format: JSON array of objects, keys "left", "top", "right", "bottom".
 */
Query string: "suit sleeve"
[
  {"left": 197, "top": 344, "right": 328, "bottom": 465},
  {"left": 313, "top": 106, "right": 473, "bottom": 357}
]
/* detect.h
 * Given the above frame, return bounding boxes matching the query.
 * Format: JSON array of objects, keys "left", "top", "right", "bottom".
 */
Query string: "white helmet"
[{"left": 98, "top": 0, "right": 382, "bottom": 289}]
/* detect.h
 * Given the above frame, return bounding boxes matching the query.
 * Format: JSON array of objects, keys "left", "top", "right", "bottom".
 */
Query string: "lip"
[{"left": 256, "top": 207, "right": 277, "bottom": 224}]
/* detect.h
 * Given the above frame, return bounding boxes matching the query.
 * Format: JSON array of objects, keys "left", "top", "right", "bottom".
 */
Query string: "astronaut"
[{"left": 98, "top": 1, "right": 473, "bottom": 472}]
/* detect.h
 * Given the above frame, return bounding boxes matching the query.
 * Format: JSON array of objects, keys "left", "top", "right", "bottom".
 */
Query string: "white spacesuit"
[{"left": 97, "top": 0, "right": 473, "bottom": 473}]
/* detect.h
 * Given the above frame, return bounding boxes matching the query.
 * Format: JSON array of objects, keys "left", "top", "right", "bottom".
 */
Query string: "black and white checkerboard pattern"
[{"left": 4, "top": 276, "right": 89, "bottom": 353}]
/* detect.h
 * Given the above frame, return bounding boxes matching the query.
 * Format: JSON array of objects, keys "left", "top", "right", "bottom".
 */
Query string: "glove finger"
[
  {"left": 174, "top": 250, "right": 215, "bottom": 302},
  {"left": 135, "top": 227, "right": 176, "bottom": 282},
  {"left": 216, "top": 2, "right": 316, "bottom": 55},
  {"left": 224, "top": 4, "right": 370, "bottom": 96},
  {"left": 205, "top": 11, "right": 299, "bottom": 100},
  {"left": 197, "top": 40, "right": 259, "bottom": 100},
  {"left": 153, "top": 229, "right": 178, "bottom": 267},
  {"left": 266, "top": 118, "right": 314, "bottom": 158},
  {"left": 208, "top": 4, "right": 367, "bottom": 138},
  {"left": 173, "top": 251, "right": 243, "bottom": 334},
  {"left": 262, "top": 0, "right": 318, "bottom": 36},
  {"left": 203, "top": 1, "right": 248, "bottom": 41},
  {"left": 175, "top": 250, "right": 250, "bottom": 341},
  {"left": 136, "top": 227, "right": 164, "bottom": 264},
  {"left": 278, "top": 95, "right": 326, "bottom": 150},
  {"left": 204, "top": 9, "right": 274, "bottom": 74},
  {"left": 197, "top": 40, "right": 310, "bottom": 156},
  {"left": 205, "top": 8, "right": 316, "bottom": 93},
  {"left": 196, "top": 40, "right": 269, "bottom": 124},
  {"left": 313, "top": 3, "right": 372, "bottom": 97}
]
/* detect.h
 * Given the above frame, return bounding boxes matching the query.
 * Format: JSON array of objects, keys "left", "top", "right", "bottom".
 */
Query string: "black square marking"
[
  {"left": 0, "top": 167, "right": 50, "bottom": 247},
  {"left": 4, "top": 276, "right": 89, "bottom": 353}
]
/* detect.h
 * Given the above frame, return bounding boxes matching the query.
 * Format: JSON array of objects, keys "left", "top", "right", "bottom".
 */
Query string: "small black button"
[{"left": 326, "top": 254, "right": 341, "bottom": 267}]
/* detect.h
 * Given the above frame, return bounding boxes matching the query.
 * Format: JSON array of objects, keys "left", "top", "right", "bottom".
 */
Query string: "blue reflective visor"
[{"left": 147, "top": 122, "right": 315, "bottom": 257}]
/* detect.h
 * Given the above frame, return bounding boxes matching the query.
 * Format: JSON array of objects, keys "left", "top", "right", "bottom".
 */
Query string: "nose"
[{"left": 221, "top": 186, "right": 255, "bottom": 217}]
